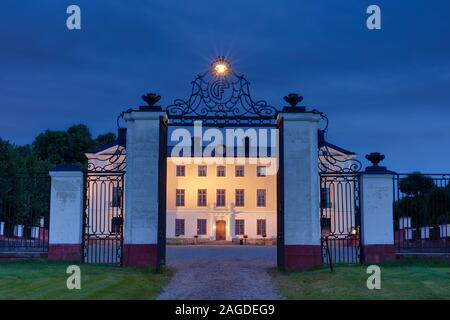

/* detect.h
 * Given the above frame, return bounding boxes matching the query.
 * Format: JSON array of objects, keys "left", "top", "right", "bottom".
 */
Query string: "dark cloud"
[{"left": 0, "top": 0, "right": 449, "bottom": 172}]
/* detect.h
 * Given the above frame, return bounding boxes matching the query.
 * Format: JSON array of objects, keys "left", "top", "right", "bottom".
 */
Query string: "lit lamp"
[{"left": 211, "top": 56, "right": 231, "bottom": 77}]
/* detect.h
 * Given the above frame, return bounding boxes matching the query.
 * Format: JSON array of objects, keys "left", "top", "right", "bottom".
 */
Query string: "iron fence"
[
  {"left": 0, "top": 175, "right": 50, "bottom": 253},
  {"left": 394, "top": 173, "right": 450, "bottom": 255}
]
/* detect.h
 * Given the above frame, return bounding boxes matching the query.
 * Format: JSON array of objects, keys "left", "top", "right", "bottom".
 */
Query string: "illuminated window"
[
  {"left": 216, "top": 189, "right": 226, "bottom": 207},
  {"left": 198, "top": 189, "right": 207, "bottom": 207},
  {"left": 176, "top": 165, "right": 185, "bottom": 177},
  {"left": 235, "top": 189, "right": 245, "bottom": 207},
  {"left": 257, "top": 189, "right": 266, "bottom": 207},
  {"left": 257, "top": 219, "right": 266, "bottom": 236},
  {"left": 217, "top": 166, "right": 226, "bottom": 177},
  {"left": 176, "top": 189, "right": 185, "bottom": 207},
  {"left": 175, "top": 219, "right": 185, "bottom": 236},
  {"left": 235, "top": 219, "right": 245, "bottom": 235},
  {"left": 198, "top": 165, "right": 207, "bottom": 177},
  {"left": 235, "top": 166, "right": 244, "bottom": 177},
  {"left": 257, "top": 166, "right": 266, "bottom": 177},
  {"left": 197, "top": 219, "right": 207, "bottom": 235}
]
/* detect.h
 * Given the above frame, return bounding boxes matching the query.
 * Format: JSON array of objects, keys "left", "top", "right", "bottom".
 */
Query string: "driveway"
[{"left": 157, "top": 245, "right": 282, "bottom": 300}]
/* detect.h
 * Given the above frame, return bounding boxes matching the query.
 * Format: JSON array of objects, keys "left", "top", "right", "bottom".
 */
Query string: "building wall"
[{"left": 166, "top": 157, "right": 277, "bottom": 240}]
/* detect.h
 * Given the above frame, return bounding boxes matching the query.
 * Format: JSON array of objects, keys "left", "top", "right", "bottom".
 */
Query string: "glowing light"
[
  {"left": 211, "top": 56, "right": 231, "bottom": 77},
  {"left": 214, "top": 63, "right": 227, "bottom": 75}
]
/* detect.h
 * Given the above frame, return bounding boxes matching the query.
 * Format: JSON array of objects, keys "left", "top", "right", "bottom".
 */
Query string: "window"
[
  {"left": 235, "top": 219, "right": 245, "bottom": 235},
  {"left": 235, "top": 165, "right": 244, "bottom": 177},
  {"left": 198, "top": 165, "right": 207, "bottom": 177},
  {"left": 257, "top": 189, "right": 266, "bottom": 207},
  {"left": 256, "top": 166, "right": 266, "bottom": 177},
  {"left": 257, "top": 219, "right": 267, "bottom": 236},
  {"left": 197, "top": 189, "right": 207, "bottom": 207},
  {"left": 235, "top": 189, "right": 245, "bottom": 207},
  {"left": 217, "top": 166, "right": 226, "bottom": 177},
  {"left": 176, "top": 165, "right": 185, "bottom": 177},
  {"left": 216, "top": 189, "right": 226, "bottom": 207},
  {"left": 176, "top": 189, "right": 185, "bottom": 207},
  {"left": 175, "top": 219, "right": 185, "bottom": 236},
  {"left": 197, "top": 219, "right": 207, "bottom": 235},
  {"left": 320, "top": 188, "right": 332, "bottom": 208},
  {"left": 111, "top": 187, "right": 123, "bottom": 207}
]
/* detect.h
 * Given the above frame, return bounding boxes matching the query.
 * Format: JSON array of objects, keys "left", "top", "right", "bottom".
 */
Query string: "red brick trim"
[
  {"left": 48, "top": 244, "right": 82, "bottom": 262},
  {"left": 284, "top": 245, "right": 322, "bottom": 270},
  {"left": 123, "top": 244, "right": 157, "bottom": 268},
  {"left": 362, "top": 245, "right": 396, "bottom": 264}
]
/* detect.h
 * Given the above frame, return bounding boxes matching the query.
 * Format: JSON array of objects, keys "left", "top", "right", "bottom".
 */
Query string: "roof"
[
  {"left": 87, "top": 140, "right": 120, "bottom": 154},
  {"left": 323, "top": 142, "right": 355, "bottom": 155}
]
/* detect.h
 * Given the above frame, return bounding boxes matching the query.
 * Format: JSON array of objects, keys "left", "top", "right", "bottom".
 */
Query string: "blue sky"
[{"left": 0, "top": 0, "right": 449, "bottom": 172}]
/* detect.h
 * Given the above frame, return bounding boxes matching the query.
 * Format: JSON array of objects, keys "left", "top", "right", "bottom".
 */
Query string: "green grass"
[
  {"left": 0, "top": 260, "right": 172, "bottom": 300},
  {"left": 270, "top": 259, "right": 450, "bottom": 300}
]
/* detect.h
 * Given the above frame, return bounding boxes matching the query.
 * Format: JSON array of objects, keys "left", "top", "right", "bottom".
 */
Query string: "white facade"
[
  {"left": 85, "top": 138, "right": 355, "bottom": 244},
  {"left": 166, "top": 158, "right": 277, "bottom": 242}
]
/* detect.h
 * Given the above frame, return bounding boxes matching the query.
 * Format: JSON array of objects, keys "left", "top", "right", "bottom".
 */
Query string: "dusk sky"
[{"left": 0, "top": 0, "right": 449, "bottom": 172}]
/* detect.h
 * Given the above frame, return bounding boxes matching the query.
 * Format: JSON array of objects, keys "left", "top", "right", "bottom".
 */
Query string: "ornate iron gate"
[
  {"left": 320, "top": 172, "right": 361, "bottom": 264},
  {"left": 84, "top": 172, "right": 124, "bottom": 265},
  {"left": 319, "top": 142, "right": 362, "bottom": 265}
]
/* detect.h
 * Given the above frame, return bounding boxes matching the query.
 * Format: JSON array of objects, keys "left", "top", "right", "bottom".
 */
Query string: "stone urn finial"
[
  {"left": 365, "top": 152, "right": 385, "bottom": 167},
  {"left": 142, "top": 93, "right": 161, "bottom": 106},
  {"left": 282, "top": 93, "right": 306, "bottom": 112},
  {"left": 283, "top": 93, "right": 303, "bottom": 107}
]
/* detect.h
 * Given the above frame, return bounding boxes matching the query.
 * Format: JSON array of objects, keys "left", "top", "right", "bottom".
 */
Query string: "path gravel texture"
[{"left": 157, "top": 245, "right": 282, "bottom": 300}]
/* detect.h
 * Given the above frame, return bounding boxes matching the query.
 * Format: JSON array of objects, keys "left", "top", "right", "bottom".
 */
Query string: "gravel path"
[{"left": 157, "top": 245, "right": 282, "bottom": 300}]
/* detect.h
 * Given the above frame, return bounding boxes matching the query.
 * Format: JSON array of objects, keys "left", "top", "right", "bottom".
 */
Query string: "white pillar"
[
  {"left": 48, "top": 165, "right": 84, "bottom": 262},
  {"left": 279, "top": 111, "right": 322, "bottom": 270},
  {"left": 123, "top": 110, "right": 166, "bottom": 267},
  {"left": 360, "top": 171, "right": 396, "bottom": 263}
]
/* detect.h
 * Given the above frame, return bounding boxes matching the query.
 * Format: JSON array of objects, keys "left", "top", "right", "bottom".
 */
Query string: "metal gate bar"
[
  {"left": 83, "top": 172, "right": 124, "bottom": 265},
  {"left": 320, "top": 173, "right": 361, "bottom": 264}
]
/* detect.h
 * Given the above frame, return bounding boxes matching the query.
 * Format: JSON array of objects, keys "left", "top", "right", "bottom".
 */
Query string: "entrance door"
[{"left": 216, "top": 220, "right": 226, "bottom": 240}]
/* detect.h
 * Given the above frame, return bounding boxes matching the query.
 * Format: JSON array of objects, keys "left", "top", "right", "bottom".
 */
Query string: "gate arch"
[{"left": 159, "top": 56, "right": 284, "bottom": 268}]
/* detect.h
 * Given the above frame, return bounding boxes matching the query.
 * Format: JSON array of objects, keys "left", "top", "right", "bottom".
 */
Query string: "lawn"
[
  {"left": 270, "top": 259, "right": 450, "bottom": 300},
  {"left": 0, "top": 260, "right": 172, "bottom": 300}
]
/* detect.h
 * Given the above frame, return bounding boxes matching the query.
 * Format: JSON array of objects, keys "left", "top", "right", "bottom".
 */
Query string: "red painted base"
[
  {"left": 123, "top": 244, "right": 157, "bottom": 268},
  {"left": 48, "top": 244, "right": 82, "bottom": 262},
  {"left": 284, "top": 245, "right": 322, "bottom": 270},
  {"left": 363, "top": 245, "right": 396, "bottom": 264}
]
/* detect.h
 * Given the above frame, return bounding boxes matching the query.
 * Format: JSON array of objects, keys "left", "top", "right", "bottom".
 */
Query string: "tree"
[
  {"left": 32, "top": 130, "right": 71, "bottom": 165},
  {"left": 67, "top": 124, "right": 96, "bottom": 164},
  {"left": 32, "top": 124, "right": 99, "bottom": 166},
  {"left": 399, "top": 172, "right": 435, "bottom": 197},
  {"left": 96, "top": 132, "right": 117, "bottom": 146}
]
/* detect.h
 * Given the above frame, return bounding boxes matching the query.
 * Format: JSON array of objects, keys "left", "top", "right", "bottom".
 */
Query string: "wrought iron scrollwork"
[
  {"left": 166, "top": 59, "right": 278, "bottom": 125},
  {"left": 319, "top": 146, "right": 362, "bottom": 173},
  {"left": 318, "top": 112, "right": 362, "bottom": 174},
  {"left": 87, "top": 112, "right": 127, "bottom": 172}
]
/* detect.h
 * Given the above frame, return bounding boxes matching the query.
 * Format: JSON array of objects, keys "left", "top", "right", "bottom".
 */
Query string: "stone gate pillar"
[
  {"left": 48, "top": 164, "right": 84, "bottom": 262},
  {"left": 279, "top": 108, "right": 322, "bottom": 270},
  {"left": 360, "top": 153, "right": 396, "bottom": 263},
  {"left": 123, "top": 107, "right": 167, "bottom": 267}
]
